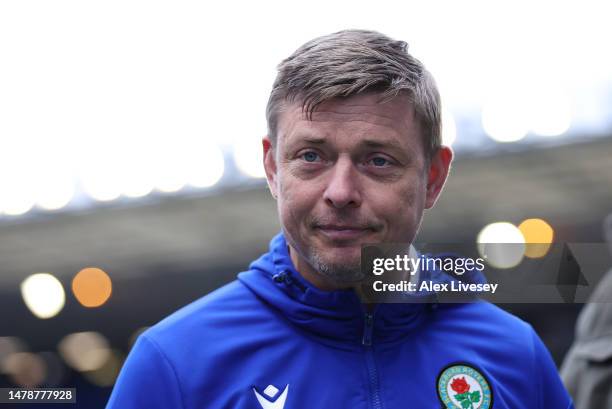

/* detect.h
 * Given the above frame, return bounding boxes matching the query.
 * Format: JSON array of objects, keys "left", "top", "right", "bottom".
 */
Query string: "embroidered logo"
[
  {"left": 253, "top": 384, "right": 289, "bottom": 409},
  {"left": 437, "top": 364, "right": 492, "bottom": 409}
]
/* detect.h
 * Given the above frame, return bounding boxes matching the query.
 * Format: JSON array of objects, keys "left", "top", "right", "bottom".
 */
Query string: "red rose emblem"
[{"left": 450, "top": 377, "right": 470, "bottom": 394}]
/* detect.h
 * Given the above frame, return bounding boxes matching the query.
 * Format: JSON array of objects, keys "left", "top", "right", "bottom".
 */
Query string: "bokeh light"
[
  {"left": 150, "top": 142, "right": 225, "bottom": 193},
  {"left": 0, "top": 138, "right": 36, "bottom": 216},
  {"left": 0, "top": 337, "right": 26, "bottom": 374},
  {"left": 519, "top": 218, "right": 555, "bottom": 258},
  {"left": 0, "top": 175, "right": 36, "bottom": 216},
  {"left": 481, "top": 94, "right": 529, "bottom": 143},
  {"left": 20, "top": 273, "right": 66, "bottom": 319},
  {"left": 477, "top": 222, "right": 526, "bottom": 269},
  {"left": 527, "top": 85, "right": 572, "bottom": 137},
  {"left": 35, "top": 166, "right": 75, "bottom": 211},
  {"left": 3, "top": 352, "right": 46, "bottom": 387},
  {"left": 58, "top": 332, "right": 111, "bottom": 372},
  {"left": 120, "top": 169, "right": 155, "bottom": 199},
  {"left": 72, "top": 267, "right": 113, "bottom": 308},
  {"left": 234, "top": 137, "right": 266, "bottom": 179},
  {"left": 80, "top": 158, "right": 124, "bottom": 202},
  {"left": 184, "top": 143, "right": 225, "bottom": 188}
]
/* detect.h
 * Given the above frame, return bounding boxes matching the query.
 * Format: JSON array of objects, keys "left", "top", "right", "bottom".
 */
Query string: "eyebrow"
[
  {"left": 295, "top": 135, "right": 402, "bottom": 148},
  {"left": 298, "top": 136, "right": 327, "bottom": 145},
  {"left": 360, "top": 138, "right": 400, "bottom": 149}
]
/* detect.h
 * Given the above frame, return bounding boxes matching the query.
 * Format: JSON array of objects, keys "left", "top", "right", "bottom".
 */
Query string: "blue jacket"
[{"left": 107, "top": 233, "right": 573, "bottom": 409}]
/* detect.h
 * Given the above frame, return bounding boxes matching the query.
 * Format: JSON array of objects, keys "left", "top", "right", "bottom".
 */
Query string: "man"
[
  {"left": 107, "top": 30, "right": 573, "bottom": 409},
  {"left": 561, "top": 214, "right": 612, "bottom": 408}
]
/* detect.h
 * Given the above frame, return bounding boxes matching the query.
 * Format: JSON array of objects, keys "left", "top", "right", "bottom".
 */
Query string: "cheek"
[
  {"left": 400, "top": 173, "right": 428, "bottom": 208},
  {"left": 277, "top": 177, "right": 316, "bottom": 230},
  {"left": 372, "top": 179, "right": 425, "bottom": 226}
]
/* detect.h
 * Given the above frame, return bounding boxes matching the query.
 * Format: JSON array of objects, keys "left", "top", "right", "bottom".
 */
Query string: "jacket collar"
[{"left": 238, "top": 233, "right": 431, "bottom": 348}]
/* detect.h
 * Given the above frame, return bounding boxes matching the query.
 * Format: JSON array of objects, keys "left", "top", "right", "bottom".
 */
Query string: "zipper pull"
[
  {"left": 362, "top": 312, "right": 374, "bottom": 346},
  {"left": 272, "top": 271, "right": 307, "bottom": 292},
  {"left": 272, "top": 271, "right": 287, "bottom": 283}
]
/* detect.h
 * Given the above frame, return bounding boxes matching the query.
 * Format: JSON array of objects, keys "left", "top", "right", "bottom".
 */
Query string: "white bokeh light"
[
  {"left": 477, "top": 222, "right": 526, "bottom": 269},
  {"left": 79, "top": 142, "right": 124, "bottom": 202},
  {"left": 0, "top": 139, "right": 36, "bottom": 216},
  {"left": 0, "top": 337, "right": 27, "bottom": 373},
  {"left": 0, "top": 176, "right": 36, "bottom": 216},
  {"left": 149, "top": 140, "right": 225, "bottom": 193},
  {"left": 117, "top": 137, "right": 156, "bottom": 198},
  {"left": 121, "top": 172, "right": 155, "bottom": 199},
  {"left": 20, "top": 273, "right": 66, "bottom": 319},
  {"left": 80, "top": 171, "right": 123, "bottom": 202},
  {"left": 527, "top": 86, "right": 572, "bottom": 137},
  {"left": 184, "top": 143, "right": 225, "bottom": 188},
  {"left": 58, "top": 332, "right": 111, "bottom": 372},
  {"left": 0, "top": 0, "right": 610, "bottom": 214},
  {"left": 35, "top": 166, "right": 76, "bottom": 211},
  {"left": 3, "top": 352, "right": 47, "bottom": 387},
  {"left": 150, "top": 139, "right": 188, "bottom": 194},
  {"left": 234, "top": 137, "right": 266, "bottom": 179},
  {"left": 481, "top": 91, "right": 530, "bottom": 143}
]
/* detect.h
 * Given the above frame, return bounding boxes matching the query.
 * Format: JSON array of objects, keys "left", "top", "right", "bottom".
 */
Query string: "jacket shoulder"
[
  {"left": 109, "top": 277, "right": 287, "bottom": 408},
  {"left": 438, "top": 301, "right": 534, "bottom": 338}
]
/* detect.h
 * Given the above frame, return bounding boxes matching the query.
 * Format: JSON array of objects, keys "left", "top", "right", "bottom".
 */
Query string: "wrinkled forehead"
[{"left": 276, "top": 93, "right": 422, "bottom": 149}]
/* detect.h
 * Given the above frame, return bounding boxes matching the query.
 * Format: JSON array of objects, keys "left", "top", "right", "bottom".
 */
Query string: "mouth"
[{"left": 315, "top": 224, "right": 374, "bottom": 242}]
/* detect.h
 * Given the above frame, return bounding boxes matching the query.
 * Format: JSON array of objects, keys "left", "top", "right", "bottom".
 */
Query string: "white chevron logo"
[{"left": 253, "top": 384, "right": 289, "bottom": 409}]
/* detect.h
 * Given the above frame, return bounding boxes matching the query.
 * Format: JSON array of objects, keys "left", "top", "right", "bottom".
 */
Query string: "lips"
[
  {"left": 317, "top": 224, "right": 367, "bottom": 230},
  {"left": 315, "top": 224, "right": 372, "bottom": 241}
]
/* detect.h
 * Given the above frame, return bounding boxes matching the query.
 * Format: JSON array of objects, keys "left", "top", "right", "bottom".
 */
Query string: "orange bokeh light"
[
  {"left": 519, "top": 218, "right": 554, "bottom": 258},
  {"left": 71, "top": 267, "right": 112, "bottom": 307}
]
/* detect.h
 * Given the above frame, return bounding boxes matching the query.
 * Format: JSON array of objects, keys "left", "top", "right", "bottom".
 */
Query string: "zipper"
[
  {"left": 272, "top": 270, "right": 306, "bottom": 292},
  {"left": 363, "top": 311, "right": 383, "bottom": 409},
  {"left": 362, "top": 312, "right": 374, "bottom": 346}
]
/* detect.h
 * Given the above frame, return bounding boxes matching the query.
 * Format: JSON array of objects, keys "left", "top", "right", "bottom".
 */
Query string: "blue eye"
[
  {"left": 371, "top": 157, "right": 389, "bottom": 167},
  {"left": 303, "top": 152, "right": 319, "bottom": 162}
]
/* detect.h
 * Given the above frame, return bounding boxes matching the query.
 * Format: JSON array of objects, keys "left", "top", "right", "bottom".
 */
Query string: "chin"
[
  {"left": 315, "top": 242, "right": 360, "bottom": 257},
  {"left": 313, "top": 251, "right": 361, "bottom": 272}
]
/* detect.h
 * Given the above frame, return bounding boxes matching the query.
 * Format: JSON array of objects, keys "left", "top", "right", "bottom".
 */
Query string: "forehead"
[{"left": 277, "top": 93, "right": 422, "bottom": 150}]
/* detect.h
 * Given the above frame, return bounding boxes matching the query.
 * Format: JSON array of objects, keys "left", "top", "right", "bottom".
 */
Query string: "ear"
[
  {"left": 262, "top": 136, "right": 278, "bottom": 199},
  {"left": 425, "top": 146, "right": 453, "bottom": 209}
]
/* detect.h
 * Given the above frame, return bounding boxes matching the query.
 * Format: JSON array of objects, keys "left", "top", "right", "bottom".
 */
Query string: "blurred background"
[{"left": 1, "top": 0, "right": 611, "bottom": 407}]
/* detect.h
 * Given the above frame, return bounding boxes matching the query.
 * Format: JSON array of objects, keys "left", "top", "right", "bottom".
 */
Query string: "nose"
[{"left": 323, "top": 157, "right": 362, "bottom": 209}]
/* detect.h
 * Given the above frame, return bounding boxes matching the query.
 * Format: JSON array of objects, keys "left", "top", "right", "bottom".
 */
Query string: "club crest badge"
[{"left": 437, "top": 363, "right": 492, "bottom": 409}]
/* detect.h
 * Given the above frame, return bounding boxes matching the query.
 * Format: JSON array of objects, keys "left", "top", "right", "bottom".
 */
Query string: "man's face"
[{"left": 263, "top": 93, "right": 452, "bottom": 289}]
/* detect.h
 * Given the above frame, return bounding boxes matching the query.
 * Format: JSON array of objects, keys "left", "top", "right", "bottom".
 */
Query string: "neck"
[
  {"left": 287, "top": 243, "right": 415, "bottom": 307},
  {"left": 287, "top": 245, "right": 383, "bottom": 311}
]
